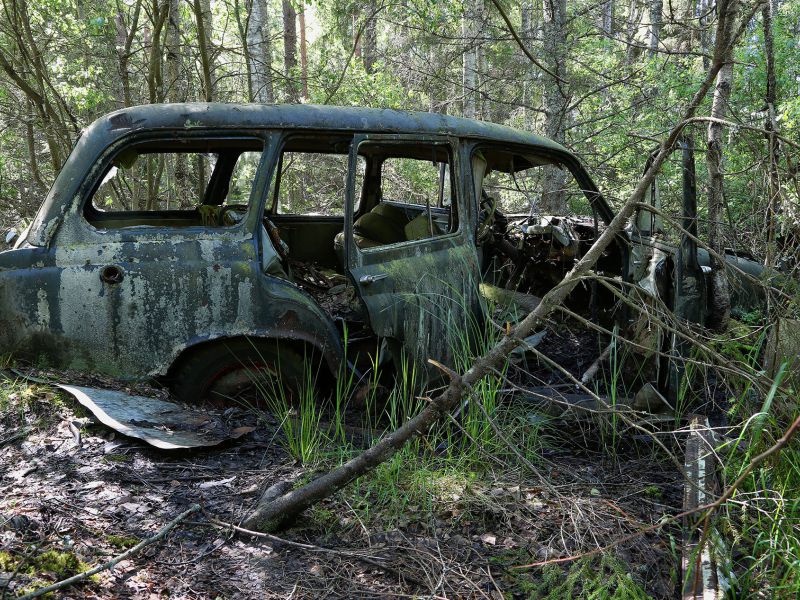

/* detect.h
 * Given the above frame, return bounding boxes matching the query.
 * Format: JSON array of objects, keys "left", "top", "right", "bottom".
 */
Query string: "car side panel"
[{"left": 0, "top": 231, "right": 342, "bottom": 378}]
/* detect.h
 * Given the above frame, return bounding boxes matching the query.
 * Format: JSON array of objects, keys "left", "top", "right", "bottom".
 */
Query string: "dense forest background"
[
  {"left": 2, "top": 1, "right": 800, "bottom": 598},
  {"left": 0, "top": 0, "right": 798, "bottom": 271}
]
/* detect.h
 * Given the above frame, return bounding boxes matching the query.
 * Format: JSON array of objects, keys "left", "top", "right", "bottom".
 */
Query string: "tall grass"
[
  {"left": 719, "top": 362, "right": 800, "bottom": 598},
  {"left": 250, "top": 354, "right": 323, "bottom": 465}
]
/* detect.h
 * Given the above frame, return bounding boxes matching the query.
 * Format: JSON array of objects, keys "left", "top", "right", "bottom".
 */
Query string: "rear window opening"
[{"left": 83, "top": 138, "right": 264, "bottom": 229}]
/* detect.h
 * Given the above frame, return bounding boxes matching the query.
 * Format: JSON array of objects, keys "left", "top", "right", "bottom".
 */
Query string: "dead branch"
[
  {"left": 205, "top": 513, "right": 424, "bottom": 586},
  {"left": 243, "top": 0, "right": 750, "bottom": 533},
  {"left": 580, "top": 343, "right": 612, "bottom": 386},
  {"left": 15, "top": 504, "right": 200, "bottom": 600}
]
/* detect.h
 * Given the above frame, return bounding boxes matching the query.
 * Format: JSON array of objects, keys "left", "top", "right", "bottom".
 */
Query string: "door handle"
[
  {"left": 100, "top": 265, "right": 124, "bottom": 284},
  {"left": 359, "top": 273, "right": 388, "bottom": 285}
]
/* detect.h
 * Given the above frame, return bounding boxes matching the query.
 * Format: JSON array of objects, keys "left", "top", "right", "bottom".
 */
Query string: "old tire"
[{"left": 169, "top": 339, "right": 306, "bottom": 404}]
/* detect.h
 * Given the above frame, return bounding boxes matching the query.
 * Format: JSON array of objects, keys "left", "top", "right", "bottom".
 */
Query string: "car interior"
[
  {"left": 81, "top": 136, "right": 624, "bottom": 324},
  {"left": 83, "top": 136, "right": 457, "bottom": 324}
]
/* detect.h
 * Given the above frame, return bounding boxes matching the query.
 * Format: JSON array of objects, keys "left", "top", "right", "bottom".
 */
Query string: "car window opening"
[{"left": 83, "top": 139, "right": 264, "bottom": 230}]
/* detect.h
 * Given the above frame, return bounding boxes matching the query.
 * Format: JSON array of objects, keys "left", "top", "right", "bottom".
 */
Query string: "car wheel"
[{"left": 169, "top": 339, "right": 306, "bottom": 404}]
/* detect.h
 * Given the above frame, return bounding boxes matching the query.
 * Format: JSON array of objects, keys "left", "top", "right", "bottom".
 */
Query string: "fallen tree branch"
[
  {"left": 243, "top": 0, "right": 755, "bottom": 534},
  {"left": 16, "top": 504, "right": 200, "bottom": 600}
]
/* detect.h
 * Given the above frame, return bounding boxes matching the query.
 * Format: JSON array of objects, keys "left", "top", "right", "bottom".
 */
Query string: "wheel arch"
[{"left": 160, "top": 330, "right": 341, "bottom": 385}]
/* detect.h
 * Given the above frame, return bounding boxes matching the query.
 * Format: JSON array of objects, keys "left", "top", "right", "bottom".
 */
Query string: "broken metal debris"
[{"left": 57, "top": 385, "right": 254, "bottom": 450}]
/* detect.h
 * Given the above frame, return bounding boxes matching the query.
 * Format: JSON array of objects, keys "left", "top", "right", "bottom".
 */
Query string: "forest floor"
[{"left": 0, "top": 365, "right": 685, "bottom": 599}]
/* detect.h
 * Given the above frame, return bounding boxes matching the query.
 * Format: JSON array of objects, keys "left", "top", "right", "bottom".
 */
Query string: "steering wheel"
[{"left": 478, "top": 190, "right": 504, "bottom": 243}]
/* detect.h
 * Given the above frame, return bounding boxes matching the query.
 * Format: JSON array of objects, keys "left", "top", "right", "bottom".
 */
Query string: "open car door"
[{"left": 344, "top": 134, "right": 484, "bottom": 373}]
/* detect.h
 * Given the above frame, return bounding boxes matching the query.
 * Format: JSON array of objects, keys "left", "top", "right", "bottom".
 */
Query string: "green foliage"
[
  {"left": 536, "top": 555, "right": 649, "bottom": 599},
  {"left": 500, "top": 554, "right": 649, "bottom": 599},
  {"left": 257, "top": 362, "right": 324, "bottom": 466},
  {"left": 0, "top": 548, "right": 91, "bottom": 580},
  {"left": 106, "top": 534, "right": 139, "bottom": 549}
]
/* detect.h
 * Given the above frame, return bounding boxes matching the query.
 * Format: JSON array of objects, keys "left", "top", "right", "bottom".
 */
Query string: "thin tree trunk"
[
  {"left": 461, "top": 0, "right": 481, "bottom": 119},
  {"left": 115, "top": 0, "right": 142, "bottom": 107},
  {"left": 541, "top": 0, "right": 569, "bottom": 214},
  {"left": 361, "top": 3, "right": 377, "bottom": 75},
  {"left": 247, "top": 0, "right": 275, "bottom": 102},
  {"left": 521, "top": 0, "right": 537, "bottom": 127},
  {"left": 624, "top": 0, "right": 642, "bottom": 64},
  {"left": 298, "top": 4, "right": 309, "bottom": 97},
  {"left": 165, "top": 0, "right": 185, "bottom": 103},
  {"left": 282, "top": 0, "right": 298, "bottom": 101},
  {"left": 601, "top": 0, "right": 614, "bottom": 35},
  {"left": 648, "top": 0, "right": 662, "bottom": 56},
  {"left": 147, "top": 0, "right": 169, "bottom": 103},
  {"left": 698, "top": 0, "right": 711, "bottom": 70},
  {"left": 193, "top": 0, "right": 214, "bottom": 101},
  {"left": 25, "top": 99, "right": 45, "bottom": 191},
  {"left": 705, "top": 0, "right": 738, "bottom": 331},
  {"left": 763, "top": 0, "right": 780, "bottom": 267}
]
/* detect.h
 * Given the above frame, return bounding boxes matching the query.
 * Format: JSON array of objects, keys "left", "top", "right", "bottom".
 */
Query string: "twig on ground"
[
  {"left": 15, "top": 504, "right": 201, "bottom": 600},
  {"left": 205, "top": 512, "right": 424, "bottom": 586},
  {"left": 0, "top": 429, "right": 31, "bottom": 448},
  {"left": 580, "top": 343, "right": 613, "bottom": 386}
]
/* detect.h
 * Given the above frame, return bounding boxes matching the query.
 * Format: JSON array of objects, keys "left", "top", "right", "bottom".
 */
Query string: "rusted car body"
[{"left": 0, "top": 104, "right": 764, "bottom": 400}]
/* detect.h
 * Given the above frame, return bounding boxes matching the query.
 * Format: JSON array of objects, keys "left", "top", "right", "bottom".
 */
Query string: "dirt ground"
[{"left": 0, "top": 364, "right": 684, "bottom": 600}]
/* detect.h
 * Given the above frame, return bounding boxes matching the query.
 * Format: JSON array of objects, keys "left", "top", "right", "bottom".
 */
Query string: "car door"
[
  {"left": 343, "top": 134, "right": 484, "bottom": 372},
  {"left": 47, "top": 135, "right": 270, "bottom": 377}
]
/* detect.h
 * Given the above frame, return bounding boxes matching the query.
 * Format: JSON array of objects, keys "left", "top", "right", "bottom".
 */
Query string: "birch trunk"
[
  {"left": 247, "top": 0, "right": 275, "bottom": 103},
  {"left": 461, "top": 0, "right": 480, "bottom": 119},
  {"left": 705, "top": 0, "right": 737, "bottom": 331}
]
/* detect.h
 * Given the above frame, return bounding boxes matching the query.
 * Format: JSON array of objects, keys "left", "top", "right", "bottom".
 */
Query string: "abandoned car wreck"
[{"left": 0, "top": 104, "right": 764, "bottom": 403}]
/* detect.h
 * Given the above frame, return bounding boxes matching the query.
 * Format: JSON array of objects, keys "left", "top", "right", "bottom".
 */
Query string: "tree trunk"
[
  {"left": 247, "top": 0, "right": 275, "bottom": 103},
  {"left": 298, "top": 4, "right": 309, "bottom": 97},
  {"left": 648, "top": 0, "right": 662, "bottom": 56},
  {"left": 147, "top": 0, "right": 169, "bottom": 103},
  {"left": 624, "top": 0, "right": 642, "bottom": 64},
  {"left": 601, "top": 0, "right": 613, "bottom": 35},
  {"left": 282, "top": 0, "right": 298, "bottom": 101},
  {"left": 362, "top": 4, "right": 377, "bottom": 75},
  {"left": 521, "top": 0, "right": 538, "bottom": 127},
  {"left": 540, "top": 0, "right": 569, "bottom": 214},
  {"left": 763, "top": 0, "right": 780, "bottom": 267},
  {"left": 25, "top": 99, "right": 45, "bottom": 191},
  {"left": 461, "top": 0, "right": 481, "bottom": 119},
  {"left": 698, "top": 0, "right": 711, "bottom": 70},
  {"left": 114, "top": 1, "right": 142, "bottom": 108},
  {"left": 193, "top": 0, "right": 214, "bottom": 101},
  {"left": 705, "top": 0, "right": 738, "bottom": 331},
  {"left": 165, "top": 0, "right": 185, "bottom": 103}
]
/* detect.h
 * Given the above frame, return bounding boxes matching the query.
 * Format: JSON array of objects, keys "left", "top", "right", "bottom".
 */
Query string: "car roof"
[
  {"left": 84, "top": 103, "right": 569, "bottom": 153},
  {"left": 27, "top": 104, "right": 579, "bottom": 246}
]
